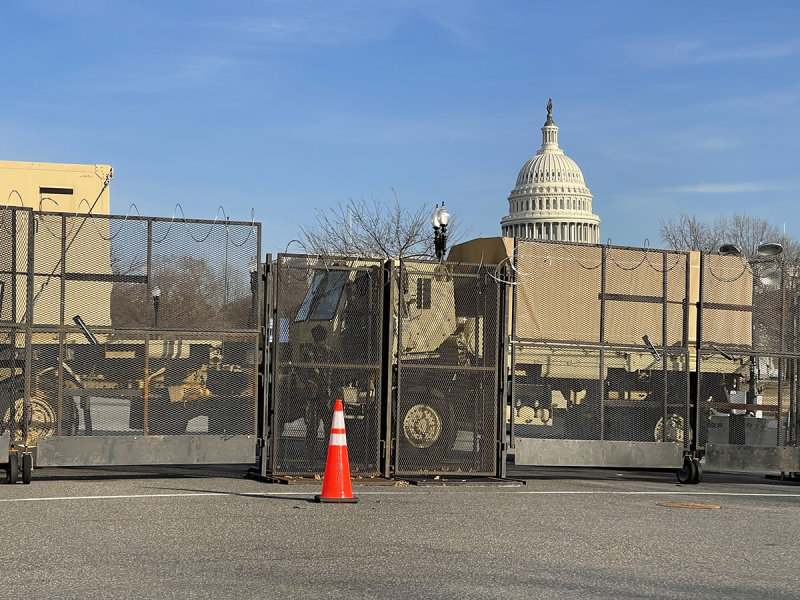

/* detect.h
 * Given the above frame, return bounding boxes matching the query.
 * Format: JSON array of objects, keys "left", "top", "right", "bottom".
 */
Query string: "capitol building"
[{"left": 500, "top": 101, "right": 600, "bottom": 243}]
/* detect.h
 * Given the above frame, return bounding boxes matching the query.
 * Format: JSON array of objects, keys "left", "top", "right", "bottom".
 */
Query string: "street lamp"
[
  {"left": 718, "top": 241, "right": 785, "bottom": 443},
  {"left": 719, "top": 244, "right": 742, "bottom": 256},
  {"left": 431, "top": 202, "right": 451, "bottom": 261},
  {"left": 152, "top": 286, "right": 161, "bottom": 328}
]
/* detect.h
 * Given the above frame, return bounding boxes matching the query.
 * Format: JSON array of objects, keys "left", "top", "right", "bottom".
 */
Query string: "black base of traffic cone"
[{"left": 315, "top": 494, "right": 359, "bottom": 503}]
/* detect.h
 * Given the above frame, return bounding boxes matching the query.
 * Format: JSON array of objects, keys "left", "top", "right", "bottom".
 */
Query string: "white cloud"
[
  {"left": 666, "top": 182, "right": 791, "bottom": 194},
  {"left": 696, "top": 137, "right": 739, "bottom": 150},
  {"left": 223, "top": 1, "right": 413, "bottom": 46},
  {"left": 626, "top": 36, "right": 798, "bottom": 67},
  {"left": 77, "top": 56, "right": 236, "bottom": 96}
]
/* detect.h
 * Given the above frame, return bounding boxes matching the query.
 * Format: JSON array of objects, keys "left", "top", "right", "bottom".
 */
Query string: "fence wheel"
[
  {"left": 5, "top": 450, "right": 19, "bottom": 484},
  {"left": 691, "top": 458, "right": 703, "bottom": 484},
  {"left": 22, "top": 452, "right": 32, "bottom": 484},
  {"left": 676, "top": 456, "right": 697, "bottom": 484}
]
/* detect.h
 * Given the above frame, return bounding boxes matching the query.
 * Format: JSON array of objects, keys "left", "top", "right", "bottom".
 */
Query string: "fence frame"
[
  {"left": 510, "top": 240, "right": 691, "bottom": 470},
  {"left": 2, "top": 208, "right": 262, "bottom": 468}
]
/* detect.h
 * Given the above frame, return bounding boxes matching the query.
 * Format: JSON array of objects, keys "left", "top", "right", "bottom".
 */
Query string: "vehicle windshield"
[{"left": 294, "top": 271, "right": 349, "bottom": 322}]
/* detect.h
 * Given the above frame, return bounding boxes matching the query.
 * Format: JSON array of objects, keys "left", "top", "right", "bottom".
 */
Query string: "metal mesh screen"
[
  {"left": 696, "top": 254, "right": 799, "bottom": 452},
  {"left": 511, "top": 345, "right": 690, "bottom": 446},
  {"left": 269, "top": 255, "right": 384, "bottom": 477},
  {"left": 2, "top": 210, "right": 261, "bottom": 459},
  {"left": 511, "top": 241, "right": 691, "bottom": 451},
  {"left": 0, "top": 208, "right": 32, "bottom": 446},
  {"left": 394, "top": 261, "right": 500, "bottom": 476}
]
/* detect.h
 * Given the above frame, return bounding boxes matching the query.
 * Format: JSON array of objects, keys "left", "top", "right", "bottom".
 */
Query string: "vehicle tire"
[
  {"left": 21, "top": 452, "right": 32, "bottom": 484},
  {"left": 209, "top": 401, "right": 254, "bottom": 435},
  {"left": 676, "top": 456, "right": 697, "bottom": 484},
  {"left": 146, "top": 393, "right": 188, "bottom": 435},
  {"left": 149, "top": 416, "right": 188, "bottom": 436},
  {"left": 399, "top": 398, "right": 457, "bottom": 461},
  {"left": 2, "top": 394, "right": 77, "bottom": 444},
  {"left": 5, "top": 450, "right": 19, "bottom": 484}
]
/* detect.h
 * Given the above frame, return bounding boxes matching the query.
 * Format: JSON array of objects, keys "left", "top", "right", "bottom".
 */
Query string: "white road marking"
[
  {"left": 1, "top": 489, "right": 800, "bottom": 503},
  {"left": 0, "top": 492, "right": 285, "bottom": 502},
  {"left": 513, "top": 491, "right": 800, "bottom": 497}
]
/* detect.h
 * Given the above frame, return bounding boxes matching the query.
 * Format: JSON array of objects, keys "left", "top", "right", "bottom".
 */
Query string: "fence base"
[
  {"left": 704, "top": 444, "right": 800, "bottom": 474},
  {"left": 35, "top": 435, "right": 256, "bottom": 467},
  {"left": 514, "top": 439, "right": 684, "bottom": 469}
]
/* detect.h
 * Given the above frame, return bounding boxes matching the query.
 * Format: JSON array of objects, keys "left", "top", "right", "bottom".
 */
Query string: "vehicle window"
[
  {"left": 294, "top": 271, "right": 349, "bottom": 323},
  {"left": 295, "top": 273, "right": 323, "bottom": 322},
  {"left": 309, "top": 271, "right": 348, "bottom": 320}
]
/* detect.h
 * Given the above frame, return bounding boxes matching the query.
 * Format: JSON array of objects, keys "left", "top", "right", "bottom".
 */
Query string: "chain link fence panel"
[
  {"left": 394, "top": 260, "right": 501, "bottom": 476},
  {"left": 0, "top": 208, "right": 33, "bottom": 447},
  {"left": 269, "top": 255, "right": 384, "bottom": 477},
  {"left": 511, "top": 241, "right": 691, "bottom": 465},
  {"left": 3, "top": 209, "right": 261, "bottom": 466},
  {"left": 698, "top": 253, "right": 800, "bottom": 470}
]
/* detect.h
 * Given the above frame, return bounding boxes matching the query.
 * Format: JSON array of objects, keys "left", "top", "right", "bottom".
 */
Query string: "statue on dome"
[{"left": 546, "top": 98, "right": 552, "bottom": 119}]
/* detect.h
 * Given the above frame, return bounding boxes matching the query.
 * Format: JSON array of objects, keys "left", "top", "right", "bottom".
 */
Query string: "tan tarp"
[{"left": 447, "top": 237, "right": 753, "bottom": 349}]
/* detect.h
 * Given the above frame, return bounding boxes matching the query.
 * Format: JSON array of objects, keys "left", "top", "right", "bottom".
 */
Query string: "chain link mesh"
[
  {"left": 269, "top": 255, "right": 384, "bottom": 477},
  {"left": 512, "top": 241, "right": 692, "bottom": 450},
  {"left": 394, "top": 260, "right": 500, "bottom": 476},
  {"left": 697, "top": 254, "right": 800, "bottom": 452},
  {"left": 0, "top": 208, "right": 33, "bottom": 445},
  {"left": 2, "top": 209, "right": 261, "bottom": 452}
]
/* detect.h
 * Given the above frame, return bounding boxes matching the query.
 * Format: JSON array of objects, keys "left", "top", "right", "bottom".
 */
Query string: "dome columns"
[{"left": 501, "top": 219, "right": 600, "bottom": 243}]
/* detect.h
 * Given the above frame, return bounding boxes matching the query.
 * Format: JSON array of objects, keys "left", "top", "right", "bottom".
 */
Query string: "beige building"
[
  {"left": 0, "top": 160, "right": 113, "bottom": 214},
  {"left": 0, "top": 160, "right": 115, "bottom": 326},
  {"left": 500, "top": 101, "right": 600, "bottom": 243}
]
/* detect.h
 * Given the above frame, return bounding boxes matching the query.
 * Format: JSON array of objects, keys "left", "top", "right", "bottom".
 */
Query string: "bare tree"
[
  {"left": 659, "top": 214, "right": 716, "bottom": 253},
  {"left": 298, "top": 194, "right": 461, "bottom": 259},
  {"left": 659, "top": 212, "right": 800, "bottom": 260},
  {"left": 111, "top": 255, "right": 252, "bottom": 330}
]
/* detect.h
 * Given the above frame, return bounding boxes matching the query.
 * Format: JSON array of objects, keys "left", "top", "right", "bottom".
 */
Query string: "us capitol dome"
[{"left": 500, "top": 100, "right": 600, "bottom": 243}]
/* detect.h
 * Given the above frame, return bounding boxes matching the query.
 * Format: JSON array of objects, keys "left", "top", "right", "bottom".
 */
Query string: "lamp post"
[
  {"left": 718, "top": 241, "right": 784, "bottom": 443},
  {"left": 431, "top": 202, "right": 451, "bottom": 261},
  {"left": 152, "top": 286, "right": 161, "bottom": 328}
]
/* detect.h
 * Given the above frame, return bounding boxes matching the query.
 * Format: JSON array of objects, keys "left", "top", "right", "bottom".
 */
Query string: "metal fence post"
[{"left": 380, "top": 259, "right": 394, "bottom": 478}]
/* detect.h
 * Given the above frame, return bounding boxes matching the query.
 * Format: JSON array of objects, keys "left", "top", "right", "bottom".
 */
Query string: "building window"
[
  {"left": 39, "top": 187, "right": 73, "bottom": 195},
  {"left": 417, "top": 278, "right": 432, "bottom": 309}
]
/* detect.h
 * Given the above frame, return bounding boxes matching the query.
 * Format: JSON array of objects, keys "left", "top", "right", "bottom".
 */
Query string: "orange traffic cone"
[{"left": 315, "top": 399, "right": 359, "bottom": 503}]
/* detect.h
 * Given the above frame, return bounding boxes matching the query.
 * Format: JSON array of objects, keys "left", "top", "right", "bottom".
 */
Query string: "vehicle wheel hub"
[
  {"left": 403, "top": 403, "right": 442, "bottom": 449},
  {"left": 3, "top": 395, "right": 57, "bottom": 445}
]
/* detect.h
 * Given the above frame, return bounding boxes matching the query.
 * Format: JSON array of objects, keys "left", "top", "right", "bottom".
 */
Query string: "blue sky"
[{"left": 1, "top": 0, "right": 799, "bottom": 254}]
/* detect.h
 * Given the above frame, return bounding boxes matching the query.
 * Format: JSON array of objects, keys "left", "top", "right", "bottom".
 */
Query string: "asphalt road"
[{"left": 1, "top": 465, "right": 799, "bottom": 599}]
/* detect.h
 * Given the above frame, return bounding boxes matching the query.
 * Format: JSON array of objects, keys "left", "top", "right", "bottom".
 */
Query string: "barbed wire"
[
  {"left": 7, "top": 193, "right": 258, "bottom": 250},
  {"left": 279, "top": 241, "right": 388, "bottom": 285},
  {"left": 151, "top": 204, "right": 258, "bottom": 246},
  {"left": 705, "top": 256, "right": 751, "bottom": 283},
  {"left": 0, "top": 191, "right": 26, "bottom": 236}
]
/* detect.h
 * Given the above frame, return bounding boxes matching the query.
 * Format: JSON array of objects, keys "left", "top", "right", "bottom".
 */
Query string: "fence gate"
[
  {"left": 266, "top": 255, "right": 385, "bottom": 477},
  {"left": 697, "top": 252, "right": 800, "bottom": 474},
  {"left": 1, "top": 208, "right": 34, "bottom": 468},
  {"left": 394, "top": 260, "right": 503, "bottom": 476},
  {"left": 3, "top": 209, "right": 262, "bottom": 468},
  {"left": 511, "top": 241, "right": 691, "bottom": 469}
]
